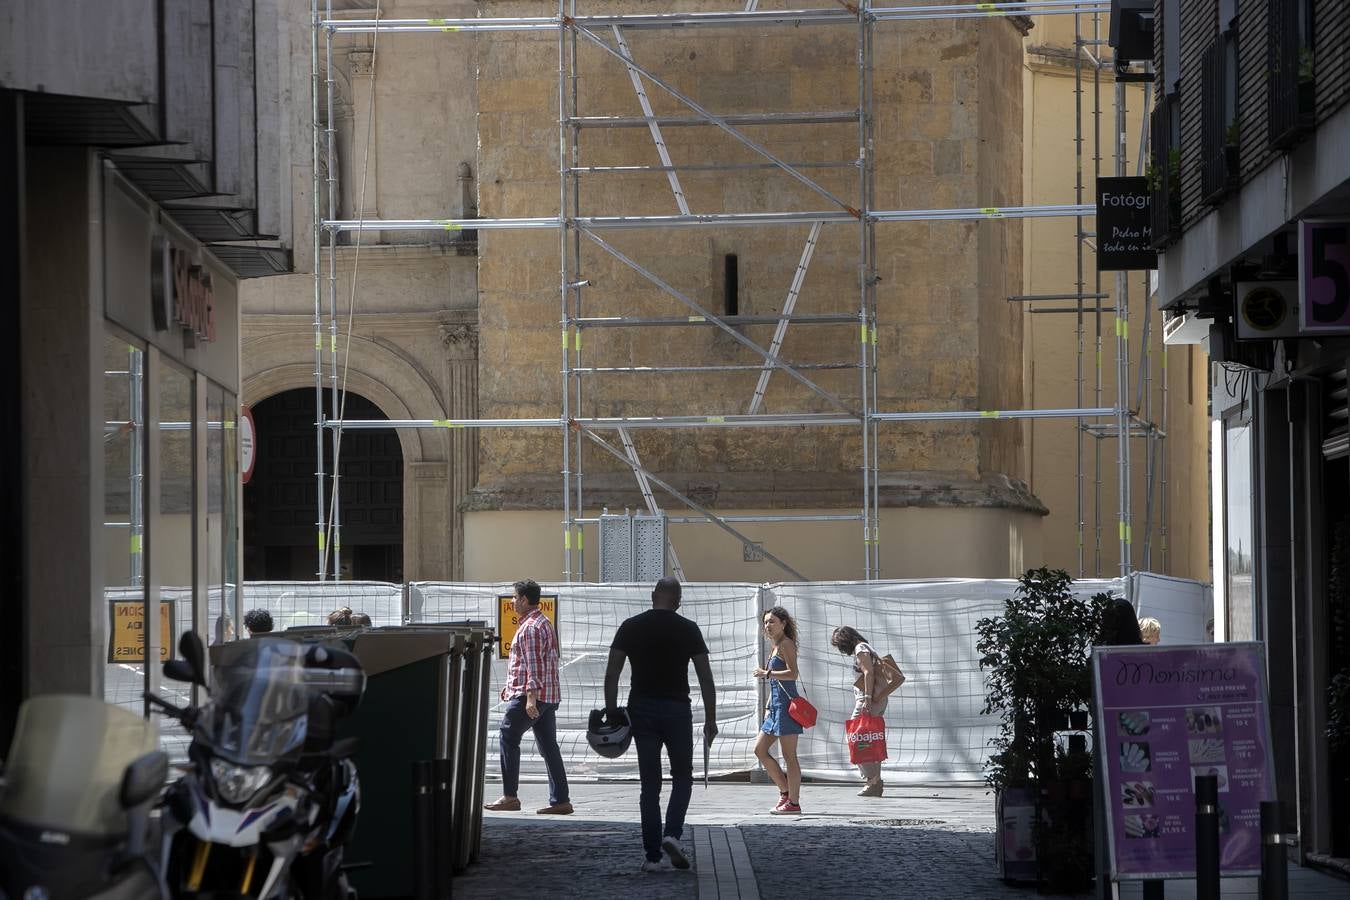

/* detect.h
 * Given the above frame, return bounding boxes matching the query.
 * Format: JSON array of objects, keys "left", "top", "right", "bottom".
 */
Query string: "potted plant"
[
  {"left": 1297, "top": 46, "right": 1315, "bottom": 117},
  {"left": 976, "top": 568, "right": 1109, "bottom": 891},
  {"left": 1223, "top": 120, "right": 1240, "bottom": 189}
]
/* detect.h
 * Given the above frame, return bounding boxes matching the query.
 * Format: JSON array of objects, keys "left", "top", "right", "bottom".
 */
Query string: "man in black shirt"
[{"left": 604, "top": 577, "right": 718, "bottom": 873}]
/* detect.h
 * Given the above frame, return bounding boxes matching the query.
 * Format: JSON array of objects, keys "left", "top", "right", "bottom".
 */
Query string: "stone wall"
[{"left": 474, "top": 1, "right": 1036, "bottom": 513}]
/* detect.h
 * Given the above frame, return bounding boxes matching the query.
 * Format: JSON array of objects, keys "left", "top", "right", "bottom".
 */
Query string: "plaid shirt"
[{"left": 506, "top": 608, "right": 561, "bottom": 704}]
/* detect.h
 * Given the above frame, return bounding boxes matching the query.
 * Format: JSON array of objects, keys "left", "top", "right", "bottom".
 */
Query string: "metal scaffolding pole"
[
  {"left": 320, "top": 205, "right": 1097, "bottom": 232},
  {"left": 1073, "top": 10, "right": 1086, "bottom": 576},
  {"left": 1114, "top": 77, "right": 1132, "bottom": 579},
  {"left": 860, "top": 2, "right": 881, "bottom": 578},
  {"left": 311, "top": 0, "right": 327, "bottom": 580},
  {"left": 559, "top": 0, "right": 574, "bottom": 579},
  {"left": 307, "top": 0, "right": 1132, "bottom": 585},
  {"left": 324, "top": 7, "right": 342, "bottom": 580},
  {"left": 323, "top": 3, "right": 1113, "bottom": 33}
]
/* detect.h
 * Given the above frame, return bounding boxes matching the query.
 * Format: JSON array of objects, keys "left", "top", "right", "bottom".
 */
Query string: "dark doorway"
[{"left": 243, "top": 389, "right": 403, "bottom": 582}]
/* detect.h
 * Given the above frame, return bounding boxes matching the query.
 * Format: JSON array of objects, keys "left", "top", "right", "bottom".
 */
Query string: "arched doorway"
[{"left": 243, "top": 388, "right": 403, "bottom": 581}]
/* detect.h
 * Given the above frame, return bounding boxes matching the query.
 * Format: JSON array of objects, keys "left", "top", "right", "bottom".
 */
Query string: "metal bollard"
[
  {"left": 1194, "top": 774, "right": 1220, "bottom": 900},
  {"left": 413, "top": 760, "right": 435, "bottom": 900},
  {"left": 1259, "top": 801, "right": 1288, "bottom": 900}
]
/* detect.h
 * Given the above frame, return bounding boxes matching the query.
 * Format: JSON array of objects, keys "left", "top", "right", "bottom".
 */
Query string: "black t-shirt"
[{"left": 611, "top": 609, "right": 710, "bottom": 701}]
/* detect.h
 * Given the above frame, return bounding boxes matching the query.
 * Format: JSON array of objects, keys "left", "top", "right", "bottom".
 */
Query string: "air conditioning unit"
[
  {"left": 1234, "top": 281, "right": 1300, "bottom": 340},
  {"left": 1162, "top": 310, "right": 1210, "bottom": 345}
]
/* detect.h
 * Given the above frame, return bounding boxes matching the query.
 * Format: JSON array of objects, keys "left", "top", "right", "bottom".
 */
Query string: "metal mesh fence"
[
  {"left": 99, "top": 577, "right": 1131, "bottom": 782},
  {"left": 410, "top": 578, "right": 1124, "bottom": 783},
  {"left": 409, "top": 581, "right": 764, "bottom": 780},
  {"left": 765, "top": 578, "right": 1123, "bottom": 781}
]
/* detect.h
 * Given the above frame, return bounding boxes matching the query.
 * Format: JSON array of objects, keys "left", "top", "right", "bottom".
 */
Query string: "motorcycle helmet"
[{"left": 586, "top": 708, "right": 632, "bottom": 758}]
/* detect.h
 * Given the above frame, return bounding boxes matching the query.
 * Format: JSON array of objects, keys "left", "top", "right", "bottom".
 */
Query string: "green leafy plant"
[
  {"left": 1225, "top": 119, "right": 1240, "bottom": 147},
  {"left": 1167, "top": 147, "right": 1181, "bottom": 182},
  {"left": 1298, "top": 46, "right": 1314, "bottom": 83},
  {"left": 1328, "top": 517, "right": 1350, "bottom": 753},
  {"left": 975, "top": 568, "right": 1109, "bottom": 794},
  {"left": 1330, "top": 670, "right": 1350, "bottom": 753}
]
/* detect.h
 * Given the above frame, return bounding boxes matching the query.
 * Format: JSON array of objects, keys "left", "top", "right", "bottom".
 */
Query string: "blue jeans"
[
  {"left": 498, "top": 698, "right": 569, "bottom": 805},
  {"left": 629, "top": 696, "right": 694, "bottom": 862}
]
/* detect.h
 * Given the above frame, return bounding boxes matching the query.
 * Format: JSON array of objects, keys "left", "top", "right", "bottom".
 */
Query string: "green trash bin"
[{"left": 346, "top": 626, "right": 487, "bottom": 898}]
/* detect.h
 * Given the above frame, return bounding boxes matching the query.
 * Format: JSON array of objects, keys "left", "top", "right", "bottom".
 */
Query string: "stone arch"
[{"left": 241, "top": 328, "right": 454, "bottom": 580}]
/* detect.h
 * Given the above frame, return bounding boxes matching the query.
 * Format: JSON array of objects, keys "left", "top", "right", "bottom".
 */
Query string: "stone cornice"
[{"left": 463, "top": 471, "right": 1047, "bottom": 515}]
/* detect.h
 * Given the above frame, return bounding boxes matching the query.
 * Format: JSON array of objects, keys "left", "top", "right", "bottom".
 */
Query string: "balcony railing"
[
  {"left": 1149, "top": 99, "right": 1180, "bottom": 248},
  {"left": 1200, "top": 36, "right": 1238, "bottom": 205},
  {"left": 1268, "top": 0, "right": 1314, "bottom": 149}
]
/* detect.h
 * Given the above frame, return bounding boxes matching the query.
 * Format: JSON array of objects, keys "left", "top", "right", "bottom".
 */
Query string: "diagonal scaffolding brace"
[
  {"left": 748, "top": 222, "right": 824, "bottom": 415},
  {"left": 579, "top": 227, "right": 857, "bottom": 416},
  {"left": 573, "top": 421, "right": 809, "bottom": 581},
  {"left": 611, "top": 25, "right": 690, "bottom": 216},
  {"left": 566, "top": 19, "right": 862, "bottom": 217},
  {"left": 617, "top": 427, "right": 686, "bottom": 581}
]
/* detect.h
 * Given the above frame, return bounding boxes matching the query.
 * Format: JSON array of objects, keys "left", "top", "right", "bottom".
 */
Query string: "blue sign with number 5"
[{"left": 1300, "top": 220, "right": 1350, "bottom": 332}]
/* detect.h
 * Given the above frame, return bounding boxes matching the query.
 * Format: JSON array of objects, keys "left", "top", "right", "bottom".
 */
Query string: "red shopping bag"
[{"left": 846, "top": 713, "right": 888, "bottom": 765}]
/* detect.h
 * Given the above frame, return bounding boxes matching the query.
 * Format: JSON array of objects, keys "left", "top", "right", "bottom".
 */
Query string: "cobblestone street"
[
  {"left": 452, "top": 782, "right": 1088, "bottom": 899},
  {"left": 451, "top": 782, "right": 1348, "bottom": 899}
]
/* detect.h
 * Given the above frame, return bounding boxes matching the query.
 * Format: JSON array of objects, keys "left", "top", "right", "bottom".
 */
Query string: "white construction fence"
[{"left": 102, "top": 575, "right": 1220, "bottom": 782}]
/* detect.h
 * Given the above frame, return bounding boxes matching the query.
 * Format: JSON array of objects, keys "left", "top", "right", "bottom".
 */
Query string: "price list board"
[{"left": 1092, "top": 643, "right": 1276, "bottom": 880}]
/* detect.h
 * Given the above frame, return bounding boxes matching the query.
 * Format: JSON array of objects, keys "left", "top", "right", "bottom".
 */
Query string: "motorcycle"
[
  {"left": 0, "top": 694, "right": 169, "bottom": 900},
  {"left": 149, "top": 631, "right": 365, "bottom": 899}
]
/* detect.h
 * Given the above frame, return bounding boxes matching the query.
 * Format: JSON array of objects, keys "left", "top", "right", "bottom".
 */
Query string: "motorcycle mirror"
[
  {"left": 120, "top": 750, "right": 169, "bottom": 809},
  {"left": 330, "top": 736, "right": 361, "bottom": 759},
  {"left": 178, "top": 631, "right": 208, "bottom": 685},
  {"left": 162, "top": 659, "right": 197, "bottom": 684}
]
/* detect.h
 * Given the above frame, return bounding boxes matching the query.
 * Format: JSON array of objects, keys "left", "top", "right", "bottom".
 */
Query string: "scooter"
[
  {"left": 0, "top": 694, "right": 169, "bottom": 900},
  {"left": 149, "top": 631, "right": 364, "bottom": 899}
]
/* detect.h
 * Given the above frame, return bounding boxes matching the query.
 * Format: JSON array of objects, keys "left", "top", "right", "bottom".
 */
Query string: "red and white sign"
[{"left": 240, "top": 405, "right": 256, "bottom": 484}]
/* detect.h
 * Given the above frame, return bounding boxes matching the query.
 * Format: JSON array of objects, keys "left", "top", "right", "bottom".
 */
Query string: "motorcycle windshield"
[
  {"left": 201, "top": 638, "right": 310, "bottom": 765},
  {"left": 0, "top": 695, "right": 158, "bottom": 835}
]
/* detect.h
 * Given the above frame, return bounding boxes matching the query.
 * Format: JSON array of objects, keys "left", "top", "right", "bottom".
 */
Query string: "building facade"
[
  {"left": 1146, "top": 0, "right": 1350, "bottom": 864},
  {"left": 1, "top": 0, "right": 290, "bottom": 746},
  {"left": 1023, "top": 12, "right": 1211, "bottom": 582}
]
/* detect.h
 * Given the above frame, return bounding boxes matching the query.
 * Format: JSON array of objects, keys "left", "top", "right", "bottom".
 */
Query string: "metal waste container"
[{"left": 258, "top": 624, "right": 488, "bottom": 898}]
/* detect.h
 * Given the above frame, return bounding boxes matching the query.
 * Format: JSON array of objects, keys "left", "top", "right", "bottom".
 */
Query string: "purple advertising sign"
[
  {"left": 1092, "top": 643, "right": 1275, "bottom": 880},
  {"left": 1299, "top": 220, "right": 1350, "bottom": 332}
]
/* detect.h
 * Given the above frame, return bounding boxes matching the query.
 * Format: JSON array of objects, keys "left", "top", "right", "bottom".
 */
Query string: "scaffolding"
[{"left": 308, "top": 0, "right": 1167, "bottom": 584}]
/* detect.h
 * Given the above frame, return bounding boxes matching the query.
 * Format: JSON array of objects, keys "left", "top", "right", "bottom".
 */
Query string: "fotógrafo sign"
[{"left": 1097, "top": 177, "right": 1157, "bottom": 271}]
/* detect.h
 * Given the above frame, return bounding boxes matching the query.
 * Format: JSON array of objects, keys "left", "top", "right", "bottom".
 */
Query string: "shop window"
[
  {"left": 102, "top": 333, "right": 147, "bottom": 715},
  {"left": 1224, "top": 417, "right": 1257, "bottom": 641}
]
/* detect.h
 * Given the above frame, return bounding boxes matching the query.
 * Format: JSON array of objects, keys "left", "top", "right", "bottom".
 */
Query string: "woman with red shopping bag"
[
  {"left": 832, "top": 625, "right": 903, "bottom": 797},
  {"left": 753, "top": 607, "right": 809, "bottom": 815}
]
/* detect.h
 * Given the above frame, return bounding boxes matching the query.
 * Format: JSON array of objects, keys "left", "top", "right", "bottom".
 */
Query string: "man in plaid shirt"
[{"left": 484, "top": 579, "right": 572, "bottom": 815}]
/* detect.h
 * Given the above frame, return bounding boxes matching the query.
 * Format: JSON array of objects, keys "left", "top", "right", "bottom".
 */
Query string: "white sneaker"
[
  {"left": 661, "top": 836, "right": 691, "bottom": 870},
  {"left": 640, "top": 859, "right": 665, "bottom": 873}
]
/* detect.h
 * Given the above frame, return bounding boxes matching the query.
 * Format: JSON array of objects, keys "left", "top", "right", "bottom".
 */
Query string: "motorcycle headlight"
[{"left": 209, "top": 758, "right": 274, "bottom": 805}]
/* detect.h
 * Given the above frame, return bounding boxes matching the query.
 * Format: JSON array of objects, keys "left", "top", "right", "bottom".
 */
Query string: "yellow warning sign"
[
  {"left": 108, "top": 601, "right": 173, "bottom": 664},
  {"left": 497, "top": 594, "right": 558, "bottom": 660}
]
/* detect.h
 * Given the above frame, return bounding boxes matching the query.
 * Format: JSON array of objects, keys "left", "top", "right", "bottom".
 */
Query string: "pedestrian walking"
[
  {"left": 484, "top": 579, "right": 572, "bottom": 815},
  {"left": 831, "top": 625, "right": 890, "bottom": 797},
  {"left": 1138, "top": 616, "right": 1161, "bottom": 645},
  {"left": 754, "top": 606, "right": 804, "bottom": 814},
  {"left": 243, "top": 608, "right": 273, "bottom": 637},
  {"left": 604, "top": 577, "right": 718, "bottom": 873}
]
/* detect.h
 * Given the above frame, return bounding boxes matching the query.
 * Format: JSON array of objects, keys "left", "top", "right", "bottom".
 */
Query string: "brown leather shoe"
[
  {"left": 484, "top": 796, "right": 521, "bottom": 812},
  {"left": 857, "top": 780, "right": 884, "bottom": 798},
  {"left": 536, "top": 801, "right": 573, "bottom": 815}
]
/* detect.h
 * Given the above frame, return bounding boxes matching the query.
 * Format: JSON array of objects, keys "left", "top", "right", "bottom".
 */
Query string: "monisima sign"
[{"left": 172, "top": 248, "right": 216, "bottom": 344}]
